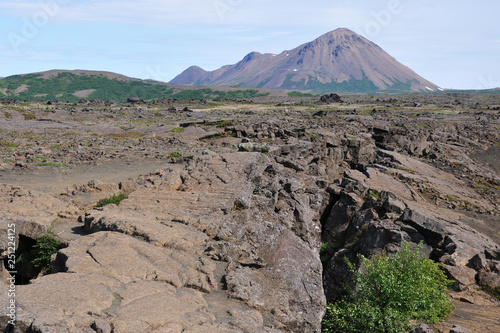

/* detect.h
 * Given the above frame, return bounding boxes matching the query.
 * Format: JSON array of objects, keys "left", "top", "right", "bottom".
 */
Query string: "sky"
[{"left": 0, "top": 0, "right": 499, "bottom": 90}]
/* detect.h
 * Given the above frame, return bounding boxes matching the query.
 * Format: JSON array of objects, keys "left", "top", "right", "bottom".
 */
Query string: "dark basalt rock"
[{"left": 320, "top": 93, "right": 342, "bottom": 104}]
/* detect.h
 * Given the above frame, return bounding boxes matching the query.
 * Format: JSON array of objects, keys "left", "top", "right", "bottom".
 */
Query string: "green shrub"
[
  {"left": 30, "top": 233, "right": 63, "bottom": 272},
  {"left": 168, "top": 151, "right": 183, "bottom": 158},
  {"left": 94, "top": 193, "right": 127, "bottom": 208},
  {"left": 320, "top": 242, "right": 337, "bottom": 265},
  {"left": 24, "top": 112, "right": 37, "bottom": 120},
  {"left": 322, "top": 242, "right": 454, "bottom": 333}
]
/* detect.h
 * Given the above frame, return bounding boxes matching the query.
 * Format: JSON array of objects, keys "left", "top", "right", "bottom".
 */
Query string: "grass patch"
[
  {"left": 109, "top": 132, "right": 144, "bottom": 140},
  {"left": 473, "top": 182, "right": 489, "bottom": 191},
  {"left": 207, "top": 101, "right": 226, "bottom": 107},
  {"left": 444, "top": 194, "right": 460, "bottom": 202},
  {"left": 168, "top": 151, "right": 183, "bottom": 158},
  {"left": 38, "top": 162, "right": 68, "bottom": 167},
  {"left": 0, "top": 141, "right": 18, "bottom": 147},
  {"left": 205, "top": 120, "right": 235, "bottom": 128},
  {"left": 94, "top": 193, "right": 127, "bottom": 208},
  {"left": 368, "top": 190, "right": 380, "bottom": 199},
  {"left": 395, "top": 166, "right": 416, "bottom": 174},
  {"left": 167, "top": 127, "right": 184, "bottom": 133},
  {"left": 24, "top": 112, "right": 37, "bottom": 120},
  {"left": 287, "top": 91, "right": 317, "bottom": 97},
  {"left": 477, "top": 177, "right": 500, "bottom": 191},
  {"left": 308, "top": 133, "right": 322, "bottom": 140}
]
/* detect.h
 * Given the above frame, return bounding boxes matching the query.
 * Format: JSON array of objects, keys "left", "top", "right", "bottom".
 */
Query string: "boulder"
[{"left": 320, "top": 93, "right": 342, "bottom": 104}]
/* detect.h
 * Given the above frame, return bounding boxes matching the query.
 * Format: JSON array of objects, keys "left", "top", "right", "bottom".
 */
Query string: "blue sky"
[{"left": 0, "top": 0, "right": 499, "bottom": 89}]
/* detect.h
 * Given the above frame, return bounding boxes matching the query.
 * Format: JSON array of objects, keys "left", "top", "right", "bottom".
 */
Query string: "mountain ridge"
[
  {"left": 0, "top": 70, "right": 277, "bottom": 102},
  {"left": 171, "top": 28, "right": 440, "bottom": 93}
]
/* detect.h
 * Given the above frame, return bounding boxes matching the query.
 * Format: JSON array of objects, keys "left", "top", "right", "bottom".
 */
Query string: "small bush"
[
  {"left": 94, "top": 193, "right": 127, "bottom": 208},
  {"left": 24, "top": 112, "right": 37, "bottom": 120},
  {"left": 30, "top": 233, "right": 63, "bottom": 272},
  {"left": 168, "top": 151, "right": 183, "bottom": 158},
  {"left": 322, "top": 242, "right": 454, "bottom": 333}
]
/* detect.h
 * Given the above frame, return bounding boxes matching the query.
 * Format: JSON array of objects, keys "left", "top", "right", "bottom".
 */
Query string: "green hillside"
[{"left": 0, "top": 72, "right": 270, "bottom": 102}]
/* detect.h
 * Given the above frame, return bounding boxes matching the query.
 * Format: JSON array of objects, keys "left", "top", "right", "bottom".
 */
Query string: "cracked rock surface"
[{"left": 1, "top": 95, "right": 499, "bottom": 332}]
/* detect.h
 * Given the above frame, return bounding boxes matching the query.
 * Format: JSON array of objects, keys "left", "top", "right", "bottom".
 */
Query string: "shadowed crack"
[{"left": 86, "top": 250, "right": 103, "bottom": 266}]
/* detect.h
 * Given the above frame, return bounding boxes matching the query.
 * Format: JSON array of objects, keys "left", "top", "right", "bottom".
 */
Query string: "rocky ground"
[{"left": 0, "top": 94, "right": 499, "bottom": 332}]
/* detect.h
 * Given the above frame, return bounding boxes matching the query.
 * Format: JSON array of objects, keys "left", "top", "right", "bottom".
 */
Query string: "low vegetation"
[
  {"left": 38, "top": 162, "right": 68, "bottom": 167},
  {"left": 322, "top": 242, "right": 454, "bottom": 333},
  {"left": 320, "top": 242, "right": 337, "bottom": 265},
  {"left": 167, "top": 151, "right": 183, "bottom": 158},
  {"left": 30, "top": 233, "right": 64, "bottom": 272},
  {"left": 167, "top": 127, "right": 184, "bottom": 133},
  {"left": 0, "top": 141, "right": 18, "bottom": 147},
  {"left": 0, "top": 72, "right": 270, "bottom": 102},
  {"left": 480, "top": 285, "right": 500, "bottom": 301},
  {"left": 287, "top": 91, "right": 317, "bottom": 97},
  {"left": 94, "top": 193, "right": 127, "bottom": 208}
]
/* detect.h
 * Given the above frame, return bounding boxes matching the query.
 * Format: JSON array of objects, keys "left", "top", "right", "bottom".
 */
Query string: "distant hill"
[
  {"left": 0, "top": 70, "right": 272, "bottom": 102},
  {"left": 171, "top": 28, "right": 441, "bottom": 93}
]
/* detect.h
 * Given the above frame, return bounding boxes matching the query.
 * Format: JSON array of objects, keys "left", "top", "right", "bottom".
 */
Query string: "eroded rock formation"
[{"left": 1, "top": 97, "right": 499, "bottom": 332}]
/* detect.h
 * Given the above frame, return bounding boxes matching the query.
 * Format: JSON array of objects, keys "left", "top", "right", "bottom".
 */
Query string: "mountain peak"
[
  {"left": 170, "top": 29, "right": 438, "bottom": 93},
  {"left": 325, "top": 27, "right": 358, "bottom": 36}
]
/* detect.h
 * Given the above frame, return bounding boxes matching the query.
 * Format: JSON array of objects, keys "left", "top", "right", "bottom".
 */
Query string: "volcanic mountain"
[{"left": 170, "top": 28, "right": 440, "bottom": 93}]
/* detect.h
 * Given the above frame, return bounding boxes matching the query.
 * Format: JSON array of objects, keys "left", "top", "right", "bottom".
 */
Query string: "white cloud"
[
  {"left": 0, "top": 0, "right": 499, "bottom": 88},
  {"left": 0, "top": 0, "right": 388, "bottom": 29},
  {"left": 0, "top": 0, "right": 213, "bottom": 26}
]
